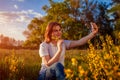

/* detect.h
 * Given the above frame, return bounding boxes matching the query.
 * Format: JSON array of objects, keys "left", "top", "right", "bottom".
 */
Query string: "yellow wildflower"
[{"left": 71, "top": 58, "right": 78, "bottom": 66}]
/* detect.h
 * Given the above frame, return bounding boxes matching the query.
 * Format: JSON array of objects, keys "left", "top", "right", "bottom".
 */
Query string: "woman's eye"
[
  {"left": 55, "top": 30, "right": 58, "bottom": 32},
  {"left": 54, "top": 30, "right": 58, "bottom": 32},
  {"left": 53, "top": 29, "right": 61, "bottom": 32}
]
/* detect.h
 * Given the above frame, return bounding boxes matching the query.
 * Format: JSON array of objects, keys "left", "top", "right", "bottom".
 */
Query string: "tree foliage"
[
  {"left": 107, "top": 0, "right": 120, "bottom": 44},
  {"left": 23, "top": 18, "right": 46, "bottom": 49},
  {"left": 23, "top": 0, "right": 120, "bottom": 48}
]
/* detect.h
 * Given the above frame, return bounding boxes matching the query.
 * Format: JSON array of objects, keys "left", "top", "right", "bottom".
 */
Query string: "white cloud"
[
  {"left": 28, "top": 9, "right": 33, "bottom": 13},
  {"left": 0, "top": 11, "right": 31, "bottom": 23},
  {"left": 16, "top": 15, "right": 26, "bottom": 22},
  {"left": 0, "top": 10, "right": 43, "bottom": 24},
  {"left": 0, "top": 10, "right": 43, "bottom": 40},
  {"left": 26, "top": 9, "right": 43, "bottom": 18},
  {"left": 0, "top": 15, "right": 9, "bottom": 24},
  {"left": 14, "top": 4, "right": 18, "bottom": 9},
  {"left": 12, "top": 0, "right": 24, "bottom": 2},
  {"left": 18, "top": 0, "right": 24, "bottom": 2},
  {"left": 32, "top": 11, "right": 43, "bottom": 18}
]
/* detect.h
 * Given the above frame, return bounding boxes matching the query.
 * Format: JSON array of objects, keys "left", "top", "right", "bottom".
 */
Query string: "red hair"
[{"left": 44, "top": 22, "right": 61, "bottom": 43}]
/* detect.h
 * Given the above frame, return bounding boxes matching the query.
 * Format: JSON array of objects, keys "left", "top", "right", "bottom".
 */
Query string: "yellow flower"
[
  {"left": 65, "top": 69, "right": 72, "bottom": 73},
  {"left": 109, "top": 77, "right": 112, "bottom": 80},
  {"left": 78, "top": 66, "right": 85, "bottom": 76},
  {"left": 64, "top": 69, "right": 73, "bottom": 78},
  {"left": 79, "top": 69, "right": 85, "bottom": 76},
  {"left": 51, "top": 35, "right": 59, "bottom": 41},
  {"left": 117, "top": 72, "right": 120, "bottom": 76},
  {"left": 113, "top": 66, "right": 119, "bottom": 71},
  {"left": 116, "top": 46, "right": 119, "bottom": 52},
  {"left": 75, "top": 77, "right": 79, "bottom": 80},
  {"left": 104, "top": 54, "right": 110, "bottom": 60},
  {"left": 93, "top": 73, "right": 98, "bottom": 80},
  {"left": 10, "top": 65, "right": 16, "bottom": 72},
  {"left": 71, "top": 58, "right": 78, "bottom": 66}
]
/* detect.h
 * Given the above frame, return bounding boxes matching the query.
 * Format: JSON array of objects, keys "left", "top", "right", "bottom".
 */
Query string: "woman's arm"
[
  {"left": 69, "top": 22, "right": 98, "bottom": 48},
  {"left": 42, "top": 51, "right": 61, "bottom": 67},
  {"left": 42, "top": 40, "right": 63, "bottom": 67}
]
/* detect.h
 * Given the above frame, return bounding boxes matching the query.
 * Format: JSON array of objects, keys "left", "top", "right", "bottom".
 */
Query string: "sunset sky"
[
  {"left": 0, "top": 0, "right": 49, "bottom": 41},
  {"left": 0, "top": 0, "right": 111, "bottom": 41}
]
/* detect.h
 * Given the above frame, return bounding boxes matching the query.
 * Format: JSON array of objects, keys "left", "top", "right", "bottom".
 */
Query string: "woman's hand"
[{"left": 90, "top": 22, "right": 98, "bottom": 35}]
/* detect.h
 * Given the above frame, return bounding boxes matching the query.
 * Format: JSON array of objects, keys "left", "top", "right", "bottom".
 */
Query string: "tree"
[
  {"left": 0, "top": 34, "right": 23, "bottom": 49},
  {"left": 108, "top": 0, "right": 120, "bottom": 44},
  {"left": 23, "top": 18, "right": 45, "bottom": 49},
  {"left": 42, "top": 0, "right": 99, "bottom": 40},
  {"left": 23, "top": 0, "right": 99, "bottom": 49},
  {"left": 23, "top": 0, "right": 119, "bottom": 48}
]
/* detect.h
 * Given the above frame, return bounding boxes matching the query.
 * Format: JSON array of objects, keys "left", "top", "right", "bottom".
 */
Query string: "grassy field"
[
  {"left": 0, "top": 35, "right": 120, "bottom": 80},
  {"left": 0, "top": 49, "right": 86, "bottom": 80}
]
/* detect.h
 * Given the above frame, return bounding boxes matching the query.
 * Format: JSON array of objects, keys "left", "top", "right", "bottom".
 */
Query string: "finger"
[
  {"left": 93, "top": 23, "right": 98, "bottom": 33},
  {"left": 90, "top": 22, "right": 95, "bottom": 31},
  {"left": 94, "top": 23, "right": 98, "bottom": 28},
  {"left": 92, "top": 23, "right": 97, "bottom": 29},
  {"left": 94, "top": 23, "right": 98, "bottom": 31},
  {"left": 90, "top": 22, "right": 93, "bottom": 28}
]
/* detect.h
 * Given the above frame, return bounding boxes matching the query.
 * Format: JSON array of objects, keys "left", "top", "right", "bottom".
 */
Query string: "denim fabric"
[
  {"left": 38, "top": 68, "right": 46, "bottom": 80},
  {"left": 38, "top": 62, "right": 65, "bottom": 80}
]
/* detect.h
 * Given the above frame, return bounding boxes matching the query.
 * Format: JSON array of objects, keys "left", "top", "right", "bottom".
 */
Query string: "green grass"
[
  {"left": 0, "top": 48, "right": 86, "bottom": 80},
  {"left": 0, "top": 49, "right": 41, "bottom": 80}
]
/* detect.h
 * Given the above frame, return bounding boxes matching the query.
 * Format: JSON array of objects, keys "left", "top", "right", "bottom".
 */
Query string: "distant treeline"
[{"left": 0, "top": 34, "right": 23, "bottom": 49}]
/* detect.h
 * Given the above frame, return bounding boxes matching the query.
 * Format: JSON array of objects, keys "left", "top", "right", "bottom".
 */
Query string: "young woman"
[{"left": 38, "top": 22, "right": 98, "bottom": 80}]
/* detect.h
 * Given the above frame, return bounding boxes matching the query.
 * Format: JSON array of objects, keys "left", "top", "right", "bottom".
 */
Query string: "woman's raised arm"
[{"left": 69, "top": 22, "right": 98, "bottom": 48}]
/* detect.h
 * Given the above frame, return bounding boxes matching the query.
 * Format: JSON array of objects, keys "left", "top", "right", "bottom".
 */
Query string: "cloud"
[
  {"left": 0, "top": 10, "right": 43, "bottom": 24},
  {"left": 0, "top": 21, "right": 27, "bottom": 40},
  {"left": 16, "top": 15, "right": 27, "bottom": 22},
  {"left": 0, "top": 0, "right": 44, "bottom": 40},
  {"left": 27, "top": 9, "right": 43, "bottom": 18},
  {"left": 0, "top": 10, "right": 43, "bottom": 40},
  {"left": 0, "top": 15, "right": 9, "bottom": 24},
  {"left": 12, "top": 0, "right": 24, "bottom": 2},
  {"left": 0, "top": 11, "right": 29, "bottom": 24},
  {"left": 18, "top": 0, "right": 24, "bottom": 2},
  {"left": 14, "top": 4, "right": 18, "bottom": 9}
]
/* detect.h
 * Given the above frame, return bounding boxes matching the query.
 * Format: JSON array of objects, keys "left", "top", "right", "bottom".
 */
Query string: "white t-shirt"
[{"left": 39, "top": 40, "right": 71, "bottom": 68}]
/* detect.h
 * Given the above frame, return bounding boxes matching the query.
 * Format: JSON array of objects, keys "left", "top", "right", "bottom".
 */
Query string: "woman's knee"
[
  {"left": 53, "top": 62, "right": 64, "bottom": 69},
  {"left": 46, "top": 62, "right": 65, "bottom": 79}
]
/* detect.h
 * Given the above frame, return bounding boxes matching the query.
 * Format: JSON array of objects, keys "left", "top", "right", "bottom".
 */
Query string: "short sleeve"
[
  {"left": 64, "top": 40, "right": 71, "bottom": 49},
  {"left": 39, "top": 42, "right": 49, "bottom": 57}
]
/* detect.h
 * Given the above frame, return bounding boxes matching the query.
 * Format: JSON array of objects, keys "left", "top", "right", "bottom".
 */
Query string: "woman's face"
[{"left": 51, "top": 25, "right": 62, "bottom": 40}]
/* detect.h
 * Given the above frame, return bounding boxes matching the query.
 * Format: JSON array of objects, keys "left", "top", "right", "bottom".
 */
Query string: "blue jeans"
[{"left": 38, "top": 62, "right": 65, "bottom": 80}]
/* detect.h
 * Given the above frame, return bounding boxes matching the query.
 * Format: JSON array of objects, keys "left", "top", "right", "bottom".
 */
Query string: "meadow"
[{"left": 0, "top": 35, "right": 120, "bottom": 80}]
